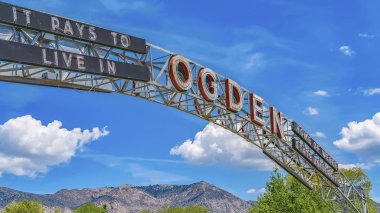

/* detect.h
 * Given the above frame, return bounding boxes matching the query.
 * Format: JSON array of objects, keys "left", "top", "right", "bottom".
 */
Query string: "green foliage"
[
  {"left": 340, "top": 167, "right": 377, "bottom": 213},
  {"left": 249, "top": 169, "right": 292, "bottom": 213},
  {"left": 286, "top": 174, "right": 332, "bottom": 212},
  {"left": 250, "top": 167, "right": 376, "bottom": 213},
  {"left": 4, "top": 200, "right": 44, "bottom": 213},
  {"left": 249, "top": 168, "right": 333, "bottom": 213},
  {"left": 341, "top": 167, "right": 372, "bottom": 194},
  {"left": 73, "top": 203, "right": 107, "bottom": 213}
]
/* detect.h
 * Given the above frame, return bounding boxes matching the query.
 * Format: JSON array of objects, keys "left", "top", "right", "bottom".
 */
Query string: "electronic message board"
[
  {"left": 0, "top": 39, "right": 150, "bottom": 81},
  {"left": 0, "top": 2, "right": 146, "bottom": 54}
]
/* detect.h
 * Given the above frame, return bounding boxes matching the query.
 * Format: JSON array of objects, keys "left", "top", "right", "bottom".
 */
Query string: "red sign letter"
[
  {"left": 270, "top": 106, "right": 284, "bottom": 139},
  {"left": 225, "top": 79, "right": 243, "bottom": 112},
  {"left": 198, "top": 68, "right": 218, "bottom": 102},
  {"left": 169, "top": 55, "right": 193, "bottom": 92},
  {"left": 249, "top": 93, "right": 264, "bottom": 126}
]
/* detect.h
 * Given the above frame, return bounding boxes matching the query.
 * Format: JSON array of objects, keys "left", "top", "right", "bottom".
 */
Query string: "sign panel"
[
  {"left": 292, "top": 139, "right": 339, "bottom": 187},
  {"left": 0, "top": 39, "right": 150, "bottom": 81},
  {"left": 292, "top": 122, "right": 338, "bottom": 171},
  {"left": 0, "top": 2, "right": 147, "bottom": 54}
]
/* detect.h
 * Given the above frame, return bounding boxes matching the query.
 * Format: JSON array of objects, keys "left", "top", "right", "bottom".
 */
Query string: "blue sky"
[{"left": 0, "top": 0, "right": 379, "bottom": 202}]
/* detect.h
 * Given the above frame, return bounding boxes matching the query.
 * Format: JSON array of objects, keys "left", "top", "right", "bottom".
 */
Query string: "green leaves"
[
  {"left": 250, "top": 167, "right": 377, "bottom": 213},
  {"left": 4, "top": 200, "right": 44, "bottom": 213},
  {"left": 249, "top": 169, "right": 333, "bottom": 213},
  {"left": 3, "top": 201, "right": 106, "bottom": 213},
  {"left": 73, "top": 203, "right": 107, "bottom": 213},
  {"left": 341, "top": 167, "right": 377, "bottom": 213}
]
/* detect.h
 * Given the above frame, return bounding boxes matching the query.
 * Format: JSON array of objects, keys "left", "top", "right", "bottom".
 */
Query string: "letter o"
[
  {"left": 169, "top": 55, "right": 193, "bottom": 92},
  {"left": 198, "top": 68, "right": 218, "bottom": 101},
  {"left": 121, "top": 35, "right": 130, "bottom": 48}
]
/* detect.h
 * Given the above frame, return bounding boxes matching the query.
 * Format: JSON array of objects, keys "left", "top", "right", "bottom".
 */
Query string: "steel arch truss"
[{"left": 0, "top": 23, "right": 367, "bottom": 213}]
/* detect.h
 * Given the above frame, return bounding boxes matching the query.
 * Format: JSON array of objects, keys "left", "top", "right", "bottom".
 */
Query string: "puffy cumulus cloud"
[
  {"left": 334, "top": 113, "right": 380, "bottom": 162},
  {"left": 313, "top": 90, "right": 329, "bottom": 97},
  {"left": 0, "top": 115, "right": 109, "bottom": 177},
  {"left": 170, "top": 123, "right": 275, "bottom": 171},
  {"left": 339, "top": 45, "right": 355, "bottom": 56},
  {"left": 305, "top": 107, "right": 319, "bottom": 116}
]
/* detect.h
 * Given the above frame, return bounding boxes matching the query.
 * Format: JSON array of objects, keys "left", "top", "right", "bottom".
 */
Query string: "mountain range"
[
  {"left": 0, "top": 181, "right": 252, "bottom": 213},
  {"left": 0, "top": 182, "right": 378, "bottom": 213}
]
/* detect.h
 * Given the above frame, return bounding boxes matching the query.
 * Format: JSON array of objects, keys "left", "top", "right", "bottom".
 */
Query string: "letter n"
[{"left": 270, "top": 106, "right": 284, "bottom": 140}]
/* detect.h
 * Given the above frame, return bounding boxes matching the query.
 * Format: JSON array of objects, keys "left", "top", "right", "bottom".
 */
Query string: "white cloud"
[
  {"left": 363, "top": 88, "right": 380, "bottom": 96},
  {"left": 334, "top": 112, "right": 380, "bottom": 162},
  {"left": 305, "top": 107, "right": 319, "bottom": 116},
  {"left": 358, "top": 33, "right": 376, "bottom": 38},
  {"left": 313, "top": 90, "right": 329, "bottom": 97},
  {"left": 246, "top": 188, "right": 257, "bottom": 194},
  {"left": 246, "top": 188, "right": 266, "bottom": 194},
  {"left": 0, "top": 115, "right": 108, "bottom": 177},
  {"left": 339, "top": 163, "right": 373, "bottom": 170},
  {"left": 312, "top": 131, "right": 326, "bottom": 138},
  {"left": 339, "top": 45, "right": 355, "bottom": 56},
  {"left": 170, "top": 123, "right": 275, "bottom": 171}
]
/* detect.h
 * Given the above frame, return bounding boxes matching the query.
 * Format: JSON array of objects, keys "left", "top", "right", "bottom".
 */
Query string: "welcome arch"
[{"left": 0, "top": 2, "right": 368, "bottom": 212}]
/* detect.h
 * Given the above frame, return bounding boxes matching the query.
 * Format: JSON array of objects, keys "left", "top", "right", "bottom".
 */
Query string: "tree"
[
  {"left": 73, "top": 203, "right": 107, "bottom": 213},
  {"left": 249, "top": 168, "right": 332, "bottom": 213},
  {"left": 249, "top": 169, "right": 292, "bottom": 213},
  {"left": 341, "top": 167, "right": 377, "bottom": 213},
  {"left": 250, "top": 167, "right": 376, "bottom": 213},
  {"left": 4, "top": 200, "right": 44, "bottom": 213},
  {"left": 286, "top": 174, "right": 332, "bottom": 212}
]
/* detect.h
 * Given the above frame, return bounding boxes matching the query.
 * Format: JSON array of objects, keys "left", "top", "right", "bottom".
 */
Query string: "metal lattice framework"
[{"left": 0, "top": 23, "right": 368, "bottom": 212}]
